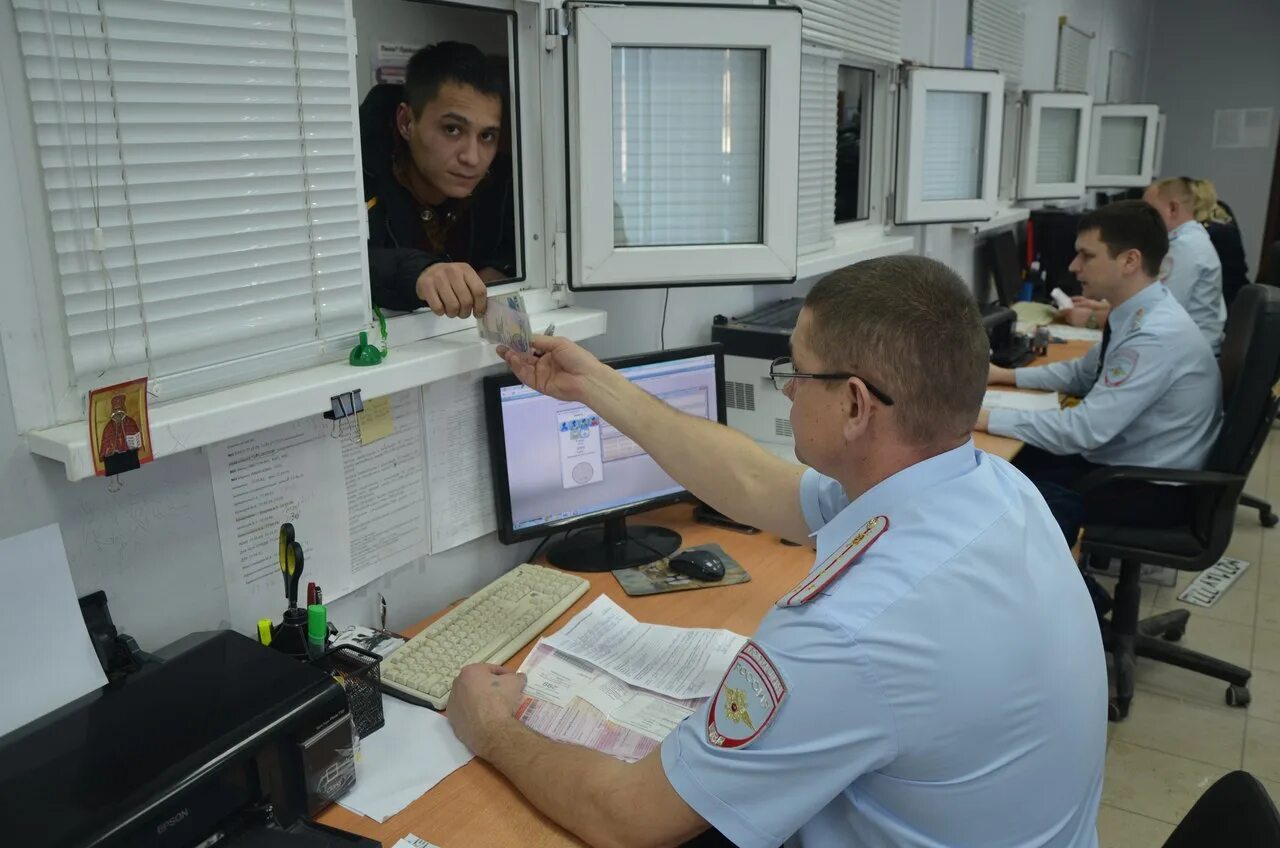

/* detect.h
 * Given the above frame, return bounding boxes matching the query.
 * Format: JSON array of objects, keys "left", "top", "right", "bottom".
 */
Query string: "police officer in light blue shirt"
[
  {"left": 979, "top": 201, "right": 1221, "bottom": 553},
  {"left": 1144, "top": 177, "right": 1227, "bottom": 354},
  {"left": 446, "top": 256, "right": 1108, "bottom": 848}
]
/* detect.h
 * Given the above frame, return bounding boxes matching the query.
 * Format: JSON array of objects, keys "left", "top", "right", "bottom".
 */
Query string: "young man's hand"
[
  {"left": 416, "top": 262, "right": 489, "bottom": 318},
  {"left": 446, "top": 664, "right": 526, "bottom": 758},
  {"left": 497, "top": 335, "right": 611, "bottom": 404}
]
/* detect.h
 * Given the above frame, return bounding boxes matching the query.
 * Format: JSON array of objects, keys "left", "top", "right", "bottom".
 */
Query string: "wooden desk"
[{"left": 318, "top": 338, "right": 1097, "bottom": 846}]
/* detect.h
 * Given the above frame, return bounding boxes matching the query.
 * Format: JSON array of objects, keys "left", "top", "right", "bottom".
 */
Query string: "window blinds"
[
  {"left": 13, "top": 0, "right": 367, "bottom": 388},
  {"left": 921, "top": 90, "right": 987, "bottom": 202},
  {"left": 1054, "top": 19, "right": 1092, "bottom": 94},
  {"left": 612, "top": 47, "right": 764, "bottom": 247},
  {"left": 795, "top": 0, "right": 901, "bottom": 64},
  {"left": 797, "top": 52, "right": 836, "bottom": 253},
  {"left": 969, "top": 0, "right": 1024, "bottom": 87},
  {"left": 1106, "top": 49, "right": 1135, "bottom": 103},
  {"left": 1037, "top": 107, "right": 1081, "bottom": 183}
]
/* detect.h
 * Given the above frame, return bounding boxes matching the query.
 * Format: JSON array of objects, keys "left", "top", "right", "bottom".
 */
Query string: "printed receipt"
[{"left": 541, "top": 595, "right": 747, "bottom": 700}]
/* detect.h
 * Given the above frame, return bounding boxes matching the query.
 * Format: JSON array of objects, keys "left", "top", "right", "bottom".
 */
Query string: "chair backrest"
[
  {"left": 1206, "top": 284, "right": 1280, "bottom": 475},
  {"left": 1163, "top": 770, "right": 1280, "bottom": 847}
]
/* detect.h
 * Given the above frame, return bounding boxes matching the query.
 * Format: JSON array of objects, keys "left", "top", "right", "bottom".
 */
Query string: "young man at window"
[
  {"left": 361, "top": 41, "right": 516, "bottom": 317},
  {"left": 445, "top": 257, "right": 1106, "bottom": 848}
]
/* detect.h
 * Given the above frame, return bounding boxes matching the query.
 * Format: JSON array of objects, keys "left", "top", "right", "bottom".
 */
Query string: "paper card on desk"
[
  {"left": 477, "top": 292, "right": 532, "bottom": 353},
  {"left": 982, "top": 389, "right": 1062, "bottom": 412},
  {"left": 357, "top": 395, "right": 394, "bottom": 445},
  {"left": 0, "top": 524, "right": 109, "bottom": 737},
  {"left": 392, "top": 836, "right": 442, "bottom": 848},
  {"left": 339, "top": 696, "right": 473, "bottom": 823},
  {"left": 541, "top": 595, "right": 746, "bottom": 700},
  {"left": 1047, "top": 324, "right": 1104, "bottom": 342}
]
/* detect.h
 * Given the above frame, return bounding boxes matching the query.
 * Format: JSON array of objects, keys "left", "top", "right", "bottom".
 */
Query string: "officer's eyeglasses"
[{"left": 768, "top": 356, "right": 895, "bottom": 406}]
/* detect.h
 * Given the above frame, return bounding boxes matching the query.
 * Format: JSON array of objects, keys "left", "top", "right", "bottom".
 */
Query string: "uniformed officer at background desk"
[
  {"left": 444, "top": 256, "right": 1107, "bottom": 848},
  {"left": 978, "top": 200, "right": 1222, "bottom": 564},
  {"left": 361, "top": 41, "right": 516, "bottom": 317}
]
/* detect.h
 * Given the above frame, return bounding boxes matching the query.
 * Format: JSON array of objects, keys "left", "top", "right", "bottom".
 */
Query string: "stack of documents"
[
  {"left": 982, "top": 389, "right": 1062, "bottom": 412},
  {"left": 517, "top": 596, "right": 746, "bottom": 762}
]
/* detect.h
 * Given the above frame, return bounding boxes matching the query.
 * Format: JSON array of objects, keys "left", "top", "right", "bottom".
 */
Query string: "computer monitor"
[
  {"left": 985, "top": 229, "right": 1023, "bottom": 307},
  {"left": 484, "top": 344, "right": 726, "bottom": 572}
]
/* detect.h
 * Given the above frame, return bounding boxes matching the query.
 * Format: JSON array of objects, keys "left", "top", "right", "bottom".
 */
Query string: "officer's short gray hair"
[{"left": 803, "top": 256, "right": 989, "bottom": 446}]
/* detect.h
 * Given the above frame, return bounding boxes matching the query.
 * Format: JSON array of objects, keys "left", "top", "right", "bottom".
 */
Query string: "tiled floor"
[{"left": 1094, "top": 428, "right": 1280, "bottom": 845}]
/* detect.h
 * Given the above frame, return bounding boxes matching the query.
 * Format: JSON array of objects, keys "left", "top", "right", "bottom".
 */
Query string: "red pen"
[{"left": 306, "top": 581, "right": 317, "bottom": 606}]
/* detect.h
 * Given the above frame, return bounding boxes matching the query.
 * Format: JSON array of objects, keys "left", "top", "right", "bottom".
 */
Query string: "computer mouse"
[{"left": 669, "top": 549, "right": 726, "bottom": 582}]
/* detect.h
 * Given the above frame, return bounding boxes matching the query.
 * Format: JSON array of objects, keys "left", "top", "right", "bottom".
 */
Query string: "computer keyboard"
[{"left": 380, "top": 563, "right": 590, "bottom": 709}]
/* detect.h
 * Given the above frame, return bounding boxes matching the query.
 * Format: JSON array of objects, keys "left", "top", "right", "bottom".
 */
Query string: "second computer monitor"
[
  {"left": 484, "top": 344, "right": 726, "bottom": 572},
  {"left": 986, "top": 229, "right": 1023, "bottom": 307}
]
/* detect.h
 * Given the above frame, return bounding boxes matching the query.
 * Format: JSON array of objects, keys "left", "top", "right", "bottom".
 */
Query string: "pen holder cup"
[{"left": 315, "top": 644, "right": 385, "bottom": 738}]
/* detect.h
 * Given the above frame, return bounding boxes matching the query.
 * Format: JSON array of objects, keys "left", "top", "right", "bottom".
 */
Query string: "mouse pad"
[{"left": 612, "top": 542, "right": 751, "bottom": 596}]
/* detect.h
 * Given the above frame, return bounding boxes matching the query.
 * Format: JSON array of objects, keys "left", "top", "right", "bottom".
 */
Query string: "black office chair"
[
  {"left": 1079, "top": 284, "right": 1280, "bottom": 721},
  {"left": 1161, "top": 771, "right": 1280, "bottom": 847}
]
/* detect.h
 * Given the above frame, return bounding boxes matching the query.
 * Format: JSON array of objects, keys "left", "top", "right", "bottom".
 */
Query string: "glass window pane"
[
  {"left": 1097, "top": 115, "right": 1146, "bottom": 175},
  {"left": 612, "top": 47, "right": 763, "bottom": 247},
  {"left": 922, "top": 90, "right": 987, "bottom": 201},
  {"left": 1037, "top": 107, "right": 1081, "bottom": 183},
  {"left": 836, "top": 66, "right": 873, "bottom": 224}
]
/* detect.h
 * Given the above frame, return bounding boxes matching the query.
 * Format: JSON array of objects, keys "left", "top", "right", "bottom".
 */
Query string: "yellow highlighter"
[{"left": 257, "top": 619, "right": 273, "bottom": 647}]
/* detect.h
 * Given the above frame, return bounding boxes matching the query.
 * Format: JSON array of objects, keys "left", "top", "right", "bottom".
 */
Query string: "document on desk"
[
  {"left": 541, "top": 595, "right": 747, "bottom": 700},
  {"left": 210, "top": 390, "right": 429, "bottom": 636},
  {"left": 0, "top": 524, "right": 109, "bottom": 738},
  {"left": 1047, "top": 324, "right": 1105, "bottom": 342},
  {"left": 982, "top": 389, "right": 1062, "bottom": 412},
  {"left": 423, "top": 374, "right": 498, "bottom": 554},
  {"left": 339, "top": 696, "right": 473, "bottom": 823}
]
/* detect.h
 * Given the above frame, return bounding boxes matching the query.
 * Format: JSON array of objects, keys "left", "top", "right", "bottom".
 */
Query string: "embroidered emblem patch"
[
  {"left": 777, "top": 515, "right": 889, "bottom": 607},
  {"left": 1104, "top": 349, "right": 1140, "bottom": 387},
  {"left": 706, "top": 641, "right": 786, "bottom": 749},
  {"left": 1129, "top": 307, "right": 1146, "bottom": 334}
]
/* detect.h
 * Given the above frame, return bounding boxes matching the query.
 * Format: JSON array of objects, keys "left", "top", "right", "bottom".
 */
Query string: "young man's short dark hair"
[
  {"left": 404, "top": 41, "right": 507, "bottom": 116},
  {"left": 1077, "top": 199, "right": 1168, "bottom": 277}
]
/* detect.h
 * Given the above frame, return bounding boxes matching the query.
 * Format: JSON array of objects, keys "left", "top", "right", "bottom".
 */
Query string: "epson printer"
[{"left": 0, "top": 630, "right": 373, "bottom": 848}]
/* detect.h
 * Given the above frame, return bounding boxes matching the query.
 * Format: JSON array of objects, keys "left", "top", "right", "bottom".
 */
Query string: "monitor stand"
[{"left": 546, "top": 516, "right": 682, "bottom": 573}]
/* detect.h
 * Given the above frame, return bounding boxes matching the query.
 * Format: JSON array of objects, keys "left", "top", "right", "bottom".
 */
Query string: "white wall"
[{"left": 1142, "top": 0, "right": 1280, "bottom": 273}]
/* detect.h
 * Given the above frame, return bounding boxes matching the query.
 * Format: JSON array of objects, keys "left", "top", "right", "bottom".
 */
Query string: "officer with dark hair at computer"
[{"left": 361, "top": 41, "right": 516, "bottom": 316}]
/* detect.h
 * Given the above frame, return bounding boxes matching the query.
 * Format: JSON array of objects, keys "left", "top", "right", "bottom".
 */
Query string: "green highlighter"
[{"left": 307, "top": 604, "right": 328, "bottom": 657}]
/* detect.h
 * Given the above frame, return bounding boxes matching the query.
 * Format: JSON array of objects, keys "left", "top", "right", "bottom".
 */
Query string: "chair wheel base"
[
  {"left": 1226, "top": 685, "right": 1252, "bottom": 707},
  {"left": 1262, "top": 511, "right": 1278, "bottom": 529},
  {"left": 1108, "top": 699, "right": 1130, "bottom": 722},
  {"left": 1163, "top": 626, "right": 1186, "bottom": 642}
]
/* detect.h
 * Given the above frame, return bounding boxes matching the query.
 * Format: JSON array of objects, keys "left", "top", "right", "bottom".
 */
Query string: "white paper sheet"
[
  {"left": 423, "top": 375, "right": 498, "bottom": 553},
  {"left": 0, "top": 524, "right": 108, "bottom": 737},
  {"left": 339, "top": 696, "right": 474, "bottom": 823},
  {"left": 1046, "top": 325, "right": 1105, "bottom": 342},
  {"left": 210, "top": 390, "right": 429, "bottom": 635},
  {"left": 391, "top": 836, "right": 442, "bottom": 848},
  {"left": 982, "top": 389, "right": 1062, "bottom": 412},
  {"left": 542, "top": 596, "right": 746, "bottom": 700},
  {"left": 612, "top": 693, "right": 696, "bottom": 741}
]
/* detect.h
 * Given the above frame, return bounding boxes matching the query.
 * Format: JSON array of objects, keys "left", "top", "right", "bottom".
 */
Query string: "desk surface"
[{"left": 317, "top": 337, "right": 1094, "bottom": 847}]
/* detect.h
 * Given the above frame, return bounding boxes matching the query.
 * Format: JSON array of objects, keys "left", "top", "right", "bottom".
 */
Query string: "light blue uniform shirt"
[
  {"left": 661, "top": 442, "right": 1107, "bottom": 848},
  {"left": 989, "top": 283, "right": 1221, "bottom": 468},
  {"left": 1162, "top": 220, "right": 1226, "bottom": 354}
]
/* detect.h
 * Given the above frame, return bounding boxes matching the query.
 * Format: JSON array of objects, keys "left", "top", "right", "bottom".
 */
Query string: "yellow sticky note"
[{"left": 357, "top": 396, "right": 394, "bottom": 445}]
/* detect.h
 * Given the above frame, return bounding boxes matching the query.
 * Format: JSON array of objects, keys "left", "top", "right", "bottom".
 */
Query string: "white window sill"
[
  {"left": 951, "top": 206, "right": 1030, "bottom": 235},
  {"left": 27, "top": 304, "right": 606, "bottom": 482},
  {"left": 796, "top": 227, "right": 916, "bottom": 281}
]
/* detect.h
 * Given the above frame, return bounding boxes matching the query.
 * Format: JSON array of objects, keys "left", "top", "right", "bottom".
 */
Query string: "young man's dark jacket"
[{"left": 361, "top": 83, "right": 516, "bottom": 312}]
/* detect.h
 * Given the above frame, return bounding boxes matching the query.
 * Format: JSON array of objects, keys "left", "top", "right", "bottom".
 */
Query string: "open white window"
[
  {"left": 1087, "top": 104, "right": 1160, "bottom": 188},
  {"left": 895, "top": 67, "right": 1004, "bottom": 224},
  {"left": 1152, "top": 112, "right": 1167, "bottom": 177},
  {"left": 1018, "top": 92, "right": 1091, "bottom": 200},
  {"left": 566, "top": 4, "right": 801, "bottom": 290}
]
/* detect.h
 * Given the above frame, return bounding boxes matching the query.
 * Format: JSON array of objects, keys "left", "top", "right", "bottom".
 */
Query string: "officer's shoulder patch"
[
  {"left": 1104, "top": 348, "right": 1140, "bottom": 387},
  {"left": 777, "top": 515, "right": 889, "bottom": 607},
  {"left": 706, "top": 641, "right": 787, "bottom": 749},
  {"left": 1128, "top": 307, "right": 1146, "bottom": 334},
  {"left": 1159, "top": 255, "right": 1174, "bottom": 281}
]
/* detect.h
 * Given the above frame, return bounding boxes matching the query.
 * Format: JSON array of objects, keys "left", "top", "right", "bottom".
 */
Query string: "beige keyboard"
[{"left": 381, "top": 563, "right": 589, "bottom": 709}]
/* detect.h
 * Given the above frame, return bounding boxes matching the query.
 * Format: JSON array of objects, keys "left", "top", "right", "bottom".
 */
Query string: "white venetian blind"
[
  {"left": 1097, "top": 115, "right": 1147, "bottom": 176},
  {"left": 797, "top": 52, "right": 837, "bottom": 253},
  {"left": 921, "top": 90, "right": 987, "bottom": 201},
  {"left": 1106, "top": 49, "right": 1135, "bottom": 103},
  {"left": 1054, "top": 18, "right": 1093, "bottom": 94},
  {"left": 612, "top": 47, "right": 764, "bottom": 247},
  {"left": 795, "top": 0, "right": 901, "bottom": 64},
  {"left": 1038, "top": 106, "right": 1081, "bottom": 183},
  {"left": 13, "top": 0, "right": 367, "bottom": 389},
  {"left": 969, "top": 0, "right": 1024, "bottom": 87}
]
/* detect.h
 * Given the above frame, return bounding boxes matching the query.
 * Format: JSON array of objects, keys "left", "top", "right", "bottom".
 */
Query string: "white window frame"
[
  {"left": 894, "top": 66, "right": 1004, "bottom": 225},
  {"left": 565, "top": 4, "right": 801, "bottom": 290},
  {"left": 834, "top": 58, "right": 892, "bottom": 235},
  {"left": 1018, "top": 92, "right": 1092, "bottom": 200},
  {"left": 1153, "top": 112, "right": 1167, "bottom": 177},
  {"left": 1087, "top": 103, "right": 1160, "bottom": 188}
]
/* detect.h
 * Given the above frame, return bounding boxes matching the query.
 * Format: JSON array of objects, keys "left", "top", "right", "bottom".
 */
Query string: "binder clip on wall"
[{"left": 325, "top": 390, "right": 364, "bottom": 440}]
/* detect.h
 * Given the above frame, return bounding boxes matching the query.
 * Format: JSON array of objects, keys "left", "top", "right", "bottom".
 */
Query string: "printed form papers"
[
  {"left": 982, "top": 389, "right": 1062, "bottom": 412},
  {"left": 516, "top": 596, "right": 746, "bottom": 762}
]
